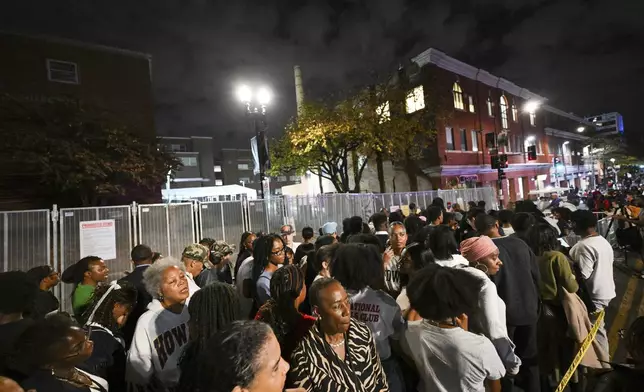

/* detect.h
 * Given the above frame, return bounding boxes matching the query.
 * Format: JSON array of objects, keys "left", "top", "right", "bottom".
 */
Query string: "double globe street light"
[{"left": 237, "top": 85, "right": 272, "bottom": 199}]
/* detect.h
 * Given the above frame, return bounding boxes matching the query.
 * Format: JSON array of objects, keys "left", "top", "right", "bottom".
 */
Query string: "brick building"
[{"left": 392, "top": 48, "right": 600, "bottom": 203}]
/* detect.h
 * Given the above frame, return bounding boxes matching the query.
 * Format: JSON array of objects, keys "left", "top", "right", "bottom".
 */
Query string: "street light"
[
  {"left": 523, "top": 100, "right": 541, "bottom": 113},
  {"left": 610, "top": 158, "right": 616, "bottom": 163},
  {"left": 237, "top": 84, "right": 273, "bottom": 199},
  {"left": 526, "top": 136, "right": 536, "bottom": 142},
  {"left": 577, "top": 126, "right": 585, "bottom": 133}
]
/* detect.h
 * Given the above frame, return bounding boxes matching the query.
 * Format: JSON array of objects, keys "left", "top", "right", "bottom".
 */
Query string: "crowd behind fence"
[{"left": 0, "top": 188, "right": 505, "bottom": 308}]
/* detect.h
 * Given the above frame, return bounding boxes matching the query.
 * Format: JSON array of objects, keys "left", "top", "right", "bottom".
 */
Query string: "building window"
[
  {"left": 487, "top": 97, "right": 495, "bottom": 117},
  {"left": 485, "top": 132, "right": 496, "bottom": 149},
  {"left": 237, "top": 163, "right": 250, "bottom": 170},
  {"left": 452, "top": 82, "right": 464, "bottom": 110},
  {"left": 170, "top": 144, "right": 187, "bottom": 152},
  {"left": 500, "top": 95, "right": 509, "bottom": 129},
  {"left": 376, "top": 101, "right": 390, "bottom": 123},
  {"left": 468, "top": 95, "right": 475, "bottom": 113},
  {"left": 215, "top": 179, "right": 223, "bottom": 186},
  {"left": 277, "top": 176, "right": 287, "bottom": 182},
  {"left": 214, "top": 165, "right": 222, "bottom": 172},
  {"left": 405, "top": 86, "right": 425, "bottom": 114},
  {"left": 511, "top": 102, "right": 518, "bottom": 122},
  {"left": 471, "top": 130, "right": 479, "bottom": 152},
  {"left": 529, "top": 111, "right": 537, "bottom": 127},
  {"left": 460, "top": 129, "right": 468, "bottom": 151},
  {"left": 446, "top": 127, "right": 455, "bottom": 150},
  {"left": 239, "top": 177, "right": 250, "bottom": 183},
  {"left": 289, "top": 176, "right": 299, "bottom": 181},
  {"left": 180, "top": 157, "right": 197, "bottom": 167},
  {"left": 46, "top": 59, "right": 79, "bottom": 84}
]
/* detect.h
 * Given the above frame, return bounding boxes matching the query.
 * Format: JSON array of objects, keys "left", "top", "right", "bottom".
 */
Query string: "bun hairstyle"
[{"left": 61, "top": 256, "right": 102, "bottom": 287}]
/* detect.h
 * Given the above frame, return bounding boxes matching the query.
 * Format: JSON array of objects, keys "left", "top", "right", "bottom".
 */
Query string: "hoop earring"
[{"left": 475, "top": 263, "right": 489, "bottom": 275}]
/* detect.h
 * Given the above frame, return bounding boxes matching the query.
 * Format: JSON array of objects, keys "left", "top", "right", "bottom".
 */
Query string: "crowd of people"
[{"left": 0, "top": 195, "right": 643, "bottom": 392}]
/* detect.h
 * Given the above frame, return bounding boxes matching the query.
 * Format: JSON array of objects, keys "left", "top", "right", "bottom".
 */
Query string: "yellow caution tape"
[{"left": 555, "top": 309, "right": 605, "bottom": 392}]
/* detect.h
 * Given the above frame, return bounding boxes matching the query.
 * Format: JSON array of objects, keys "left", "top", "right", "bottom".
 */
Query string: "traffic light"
[
  {"left": 527, "top": 145, "right": 537, "bottom": 160},
  {"left": 497, "top": 167, "right": 506, "bottom": 180}
]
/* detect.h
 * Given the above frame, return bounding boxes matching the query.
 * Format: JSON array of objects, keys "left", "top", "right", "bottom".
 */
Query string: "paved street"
[{"left": 605, "top": 250, "right": 644, "bottom": 362}]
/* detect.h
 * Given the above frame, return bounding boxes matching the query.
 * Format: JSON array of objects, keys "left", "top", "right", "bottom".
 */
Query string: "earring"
[
  {"left": 475, "top": 263, "right": 489, "bottom": 274},
  {"left": 158, "top": 294, "right": 164, "bottom": 301}
]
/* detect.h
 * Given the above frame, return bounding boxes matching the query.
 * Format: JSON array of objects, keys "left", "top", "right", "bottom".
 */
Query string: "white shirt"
[
  {"left": 185, "top": 273, "right": 200, "bottom": 304},
  {"left": 502, "top": 226, "right": 515, "bottom": 236},
  {"left": 384, "top": 254, "right": 402, "bottom": 294},
  {"left": 569, "top": 235, "right": 616, "bottom": 309},
  {"left": 235, "top": 256, "right": 254, "bottom": 318},
  {"left": 401, "top": 320, "right": 505, "bottom": 392},
  {"left": 435, "top": 254, "right": 469, "bottom": 268},
  {"left": 396, "top": 287, "right": 411, "bottom": 314}
]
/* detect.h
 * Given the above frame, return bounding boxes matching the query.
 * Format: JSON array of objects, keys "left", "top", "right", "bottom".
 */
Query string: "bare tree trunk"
[
  {"left": 318, "top": 166, "right": 324, "bottom": 194},
  {"left": 351, "top": 151, "right": 360, "bottom": 193},
  {"left": 405, "top": 151, "right": 419, "bottom": 191},
  {"left": 376, "top": 152, "right": 386, "bottom": 193}
]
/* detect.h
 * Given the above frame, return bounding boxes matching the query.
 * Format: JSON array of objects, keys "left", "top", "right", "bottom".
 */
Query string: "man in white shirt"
[
  {"left": 570, "top": 210, "right": 616, "bottom": 354},
  {"left": 180, "top": 244, "right": 207, "bottom": 300},
  {"left": 280, "top": 224, "right": 301, "bottom": 253}
]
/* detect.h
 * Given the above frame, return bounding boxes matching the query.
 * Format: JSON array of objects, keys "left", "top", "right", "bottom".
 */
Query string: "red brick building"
[{"left": 399, "top": 48, "right": 597, "bottom": 203}]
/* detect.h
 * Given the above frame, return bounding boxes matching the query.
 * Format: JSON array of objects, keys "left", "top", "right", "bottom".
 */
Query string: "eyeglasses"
[{"left": 271, "top": 247, "right": 285, "bottom": 255}]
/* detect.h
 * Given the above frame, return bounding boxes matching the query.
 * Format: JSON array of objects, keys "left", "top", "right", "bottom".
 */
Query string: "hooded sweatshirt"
[{"left": 126, "top": 299, "right": 190, "bottom": 391}]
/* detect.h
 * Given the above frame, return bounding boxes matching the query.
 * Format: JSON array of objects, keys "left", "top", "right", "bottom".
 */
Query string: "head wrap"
[{"left": 460, "top": 236, "right": 498, "bottom": 263}]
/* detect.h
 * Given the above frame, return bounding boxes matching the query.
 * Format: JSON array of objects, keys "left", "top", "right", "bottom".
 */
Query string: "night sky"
[{"left": 2, "top": 0, "right": 642, "bottom": 147}]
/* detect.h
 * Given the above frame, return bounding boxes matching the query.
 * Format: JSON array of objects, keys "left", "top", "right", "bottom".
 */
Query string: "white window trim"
[
  {"left": 452, "top": 82, "right": 464, "bottom": 111},
  {"left": 46, "top": 59, "right": 79, "bottom": 84},
  {"left": 529, "top": 111, "right": 537, "bottom": 127},
  {"left": 405, "top": 85, "right": 425, "bottom": 114},
  {"left": 500, "top": 96, "right": 509, "bottom": 129},
  {"left": 471, "top": 130, "right": 479, "bottom": 152},
  {"left": 468, "top": 95, "right": 475, "bottom": 113},
  {"left": 445, "top": 127, "right": 454, "bottom": 150}
]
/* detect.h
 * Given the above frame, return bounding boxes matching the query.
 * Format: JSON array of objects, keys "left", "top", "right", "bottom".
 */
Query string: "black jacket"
[
  {"left": 25, "top": 290, "right": 59, "bottom": 320},
  {"left": 21, "top": 369, "right": 107, "bottom": 392},
  {"left": 492, "top": 236, "right": 541, "bottom": 326},
  {"left": 78, "top": 327, "right": 126, "bottom": 392},
  {"left": 117, "top": 264, "right": 151, "bottom": 349}
]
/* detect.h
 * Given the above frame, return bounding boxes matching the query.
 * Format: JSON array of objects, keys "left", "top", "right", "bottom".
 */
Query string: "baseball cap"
[
  {"left": 212, "top": 241, "right": 235, "bottom": 259},
  {"left": 321, "top": 222, "right": 338, "bottom": 235},
  {"left": 182, "top": 244, "right": 209, "bottom": 264}
]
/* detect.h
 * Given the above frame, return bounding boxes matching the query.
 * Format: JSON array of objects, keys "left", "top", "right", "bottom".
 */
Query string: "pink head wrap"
[{"left": 460, "top": 236, "right": 498, "bottom": 263}]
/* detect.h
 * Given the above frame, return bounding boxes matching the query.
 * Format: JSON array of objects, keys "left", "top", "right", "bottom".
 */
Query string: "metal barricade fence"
[
  {"left": 597, "top": 217, "right": 617, "bottom": 247},
  {"left": 138, "top": 203, "right": 196, "bottom": 259},
  {"left": 0, "top": 209, "right": 51, "bottom": 272},
  {"left": 198, "top": 200, "right": 245, "bottom": 243},
  {"left": 58, "top": 205, "right": 133, "bottom": 312}
]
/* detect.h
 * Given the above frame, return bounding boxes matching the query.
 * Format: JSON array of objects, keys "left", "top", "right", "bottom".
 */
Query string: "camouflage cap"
[
  {"left": 182, "top": 243, "right": 209, "bottom": 262},
  {"left": 211, "top": 241, "right": 235, "bottom": 259}
]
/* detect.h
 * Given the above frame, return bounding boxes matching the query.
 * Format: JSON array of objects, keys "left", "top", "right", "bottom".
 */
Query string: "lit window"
[
  {"left": 446, "top": 127, "right": 455, "bottom": 150},
  {"left": 237, "top": 163, "right": 250, "bottom": 170},
  {"left": 180, "top": 157, "right": 197, "bottom": 167},
  {"left": 487, "top": 97, "right": 494, "bottom": 117},
  {"left": 215, "top": 179, "right": 223, "bottom": 186},
  {"left": 47, "top": 59, "right": 79, "bottom": 84},
  {"left": 405, "top": 86, "right": 425, "bottom": 113},
  {"left": 460, "top": 129, "right": 468, "bottom": 151},
  {"left": 529, "top": 111, "right": 536, "bottom": 127},
  {"left": 511, "top": 103, "right": 518, "bottom": 122},
  {"left": 213, "top": 165, "right": 222, "bottom": 172},
  {"left": 468, "top": 96, "right": 475, "bottom": 113},
  {"left": 376, "top": 101, "right": 390, "bottom": 123},
  {"left": 452, "top": 82, "right": 464, "bottom": 110},
  {"left": 471, "top": 130, "right": 479, "bottom": 151},
  {"left": 500, "top": 95, "right": 509, "bottom": 129}
]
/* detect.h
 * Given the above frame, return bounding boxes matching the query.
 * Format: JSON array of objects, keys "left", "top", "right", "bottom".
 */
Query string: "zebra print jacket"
[{"left": 289, "top": 318, "right": 389, "bottom": 392}]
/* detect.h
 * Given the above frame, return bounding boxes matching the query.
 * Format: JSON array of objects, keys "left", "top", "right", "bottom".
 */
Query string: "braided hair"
[
  {"left": 256, "top": 265, "right": 304, "bottom": 346},
  {"left": 82, "top": 281, "right": 137, "bottom": 333},
  {"left": 179, "top": 282, "right": 240, "bottom": 391}
]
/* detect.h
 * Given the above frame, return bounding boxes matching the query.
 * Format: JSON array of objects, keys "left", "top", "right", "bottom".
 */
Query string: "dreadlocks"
[
  {"left": 256, "top": 264, "right": 304, "bottom": 346},
  {"left": 82, "top": 281, "right": 137, "bottom": 332}
]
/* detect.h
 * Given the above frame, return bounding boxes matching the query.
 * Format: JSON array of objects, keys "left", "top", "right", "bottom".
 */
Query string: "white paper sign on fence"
[{"left": 79, "top": 220, "right": 117, "bottom": 260}]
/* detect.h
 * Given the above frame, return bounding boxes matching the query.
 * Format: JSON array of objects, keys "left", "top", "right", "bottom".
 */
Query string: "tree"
[
  {"left": 0, "top": 95, "right": 180, "bottom": 207},
  {"left": 270, "top": 79, "right": 444, "bottom": 193}
]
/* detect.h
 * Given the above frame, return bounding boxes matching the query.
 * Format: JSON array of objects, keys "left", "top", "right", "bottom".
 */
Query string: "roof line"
[
  {"left": 0, "top": 30, "right": 152, "bottom": 59},
  {"left": 411, "top": 48, "right": 592, "bottom": 125}
]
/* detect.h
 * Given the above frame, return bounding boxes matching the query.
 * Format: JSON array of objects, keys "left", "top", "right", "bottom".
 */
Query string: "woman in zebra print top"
[{"left": 289, "top": 278, "right": 389, "bottom": 392}]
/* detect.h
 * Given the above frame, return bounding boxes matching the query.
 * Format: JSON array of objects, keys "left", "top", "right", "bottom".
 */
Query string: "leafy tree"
[{"left": 0, "top": 95, "right": 180, "bottom": 207}]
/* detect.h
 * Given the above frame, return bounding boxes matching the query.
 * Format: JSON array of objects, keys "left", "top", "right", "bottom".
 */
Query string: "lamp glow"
[
  {"left": 257, "top": 87, "right": 272, "bottom": 106},
  {"left": 526, "top": 136, "right": 536, "bottom": 142},
  {"left": 610, "top": 158, "right": 616, "bottom": 163},
  {"left": 237, "top": 85, "right": 252, "bottom": 103},
  {"left": 577, "top": 126, "right": 585, "bottom": 132},
  {"left": 523, "top": 100, "right": 541, "bottom": 113},
  {"left": 563, "top": 141, "right": 570, "bottom": 145}
]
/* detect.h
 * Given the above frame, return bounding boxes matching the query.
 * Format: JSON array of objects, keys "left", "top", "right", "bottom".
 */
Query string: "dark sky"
[{"left": 2, "top": 0, "right": 642, "bottom": 147}]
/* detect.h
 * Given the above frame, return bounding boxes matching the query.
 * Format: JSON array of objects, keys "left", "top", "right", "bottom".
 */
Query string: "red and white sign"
[{"left": 79, "top": 219, "right": 117, "bottom": 260}]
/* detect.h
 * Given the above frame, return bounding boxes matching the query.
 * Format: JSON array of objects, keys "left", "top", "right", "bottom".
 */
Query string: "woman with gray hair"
[{"left": 126, "top": 258, "right": 191, "bottom": 392}]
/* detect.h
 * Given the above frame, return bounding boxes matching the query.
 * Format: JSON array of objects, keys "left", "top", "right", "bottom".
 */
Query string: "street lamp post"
[{"left": 238, "top": 85, "right": 272, "bottom": 199}]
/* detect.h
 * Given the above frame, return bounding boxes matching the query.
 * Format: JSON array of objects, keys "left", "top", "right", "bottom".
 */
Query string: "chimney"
[{"left": 294, "top": 65, "right": 304, "bottom": 116}]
